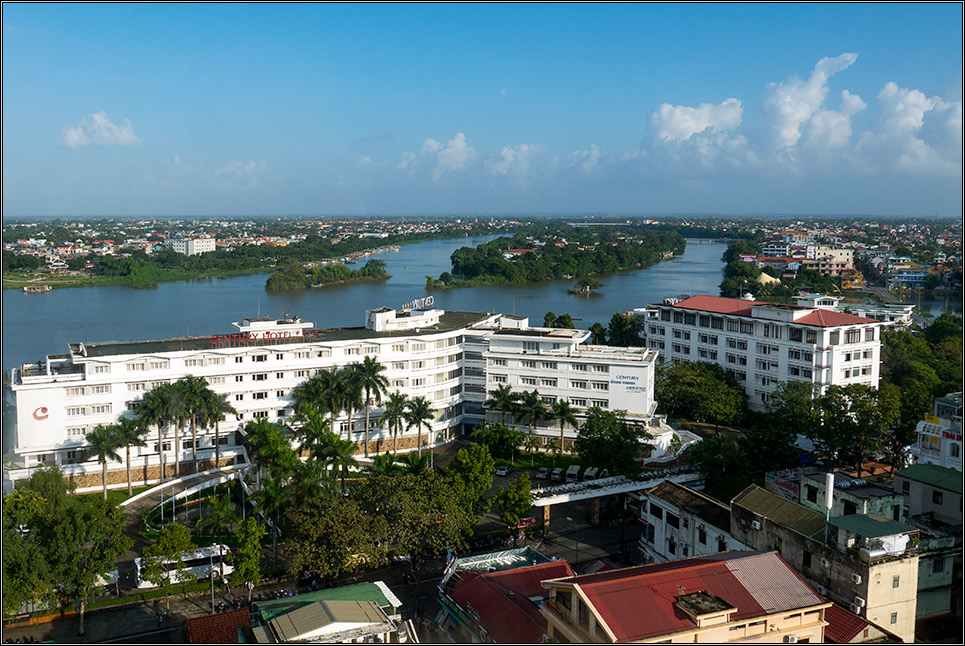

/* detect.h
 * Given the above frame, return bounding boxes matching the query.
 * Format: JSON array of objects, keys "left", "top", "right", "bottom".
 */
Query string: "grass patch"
[
  {"left": 494, "top": 452, "right": 582, "bottom": 472},
  {"left": 74, "top": 485, "right": 153, "bottom": 505}
]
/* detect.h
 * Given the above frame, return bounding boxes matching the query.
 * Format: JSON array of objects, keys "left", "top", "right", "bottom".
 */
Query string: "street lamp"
[{"left": 565, "top": 517, "right": 580, "bottom": 565}]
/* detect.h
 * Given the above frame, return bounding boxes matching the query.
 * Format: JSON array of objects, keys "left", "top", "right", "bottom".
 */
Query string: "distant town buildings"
[{"left": 168, "top": 236, "right": 216, "bottom": 256}]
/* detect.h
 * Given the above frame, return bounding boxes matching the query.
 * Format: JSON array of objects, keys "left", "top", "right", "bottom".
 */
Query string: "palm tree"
[
  {"left": 137, "top": 386, "right": 170, "bottom": 484},
  {"left": 327, "top": 438, "right": 358, "bottom": 494},
  {"left": 159, "top": 381, "right": 188, "bottom": 478},
  {"left": 356, "top": 356, "right": 389, "bottom": 458},
  {"left": 179, "top": 375, "right": 210, "bottom": 473},
  {"left": 371, "top": 453, "right": 403, "bottom": 476},
  {"left": 381, "top": 391, "right": 409, "bottom": 456},
  {"left": 405, "top": 396, "right": 434, "bottom": 457},
  {"left": 243, "top": 419, "right": 297, "bottom": 481},
  {"left": 517, "top": 390, "right": 548, "bottom": 436},
  {"left": 291, "top": 406, "right": 333, "bottom": 457},
  {"left": 82, "top": 424, "right": 123, "bottom": 500},
  {"left": 292, "top": 369, "right": 343, "bottom": 437},
  {"left": 485, "top": 384, "right": 520, "bottom": 425},
  {"left": 113, "top": 415, "right": 149, "bottom": 496},
  {"left": 196, "top": 495, "right": 241, "bottom": 576},
  {"left": 398, "top": 452, "right": 431, "bottom": 474},
  {"left": 523, "top": 435, "right": 541, "bottom": 466},
  {"left": 550, "top": 399, "right": 579, "bottom": 454},
  {"left": 200, "top": 389, "right": 236, "bottom": 469},
  {"left": 251, "top": 473, "right": 289, "bottom": 573},
  {"left": 337, "top": 366, "right": 363, "bottom": 445}
]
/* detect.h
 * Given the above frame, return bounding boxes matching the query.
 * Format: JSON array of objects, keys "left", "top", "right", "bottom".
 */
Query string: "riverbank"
[{"left": 2, "top": 267, "right": 273, "bottom": 291}]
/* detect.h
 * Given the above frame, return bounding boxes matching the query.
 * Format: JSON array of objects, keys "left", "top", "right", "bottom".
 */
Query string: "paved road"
[{"left": 867, "top": 286, "right": 932, "bottom": 327}]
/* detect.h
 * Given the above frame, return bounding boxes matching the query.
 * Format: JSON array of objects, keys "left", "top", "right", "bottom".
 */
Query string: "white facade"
[
  {"left": 482, "top": 322, "right": 658, "bottom": 442},
  {"left": 633, "top": 481, "right": 747, "bottom": 564},
  {"left": 636, "top": 295, "right": 884, "bottom": 410},
  {"left": 7, "top": 307, "right": 657, "bottom": 488},
  {"left": 795, "top": 293, "right": 915, "bottom": 328},
  {"left": 169, "top": 237, "right": 216, "bottom": 255},
  {"left": 908, "top": 392, "right": 963, "bottom": 472}
]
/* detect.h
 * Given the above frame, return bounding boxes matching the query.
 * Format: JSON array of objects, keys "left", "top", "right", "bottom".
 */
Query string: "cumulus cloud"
[
  {"left": 210, "top": 160, "right": 272, "bottom": 190},
  {"left": 484, "top": 144, "right": 543, "bottom": 177},
  {"left": 424, "top": 133, "right": 477, "bottom": 181},
  {"left": 396, "top": 151, "right": 417, "bottom": 171},
  {"left": 62, "top": 111, "right": 142, "bottom": 148},
  {"left": 762, "top": 53, "right": 858, "bottom": 151},
  {"left": 569, "top": 144, "right": 605, "bottom": 173},
  {"left": 651, "top": 98, "right": 743, "bottom": 142}
]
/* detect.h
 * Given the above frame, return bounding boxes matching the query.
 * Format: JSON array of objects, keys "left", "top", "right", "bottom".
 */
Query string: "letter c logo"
[{"left": 33, "top": 407, "right": 49, "bottom": 421}]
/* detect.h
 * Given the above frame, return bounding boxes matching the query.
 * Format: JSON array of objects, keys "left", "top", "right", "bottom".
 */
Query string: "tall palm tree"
[
  {"left": 113, "top": 415, "right": 149, "bottom": 496},
  {"left": 371, "top": 453, "right": 403, "bottom": 476},
  {"left": 251, "top": 473, "right": 289, "bottom": 573},
  {"left": 381, "top": 391, "right": 409, "bottom": 456},
  {"left": 550, "top": 399, "right": 579, "bottom": 454},
  {"left": 398, "top": 452, "right": 431, "bottom": 474},
  {"left": 293, "top": 369, "right": 344, "bottom": 439},
  {"left": 137, "top": 386, "right": 170, "bottom": 484},
  {"left": 405, "top": 396, "right": 434, "bottom": 457},
  {"left": 291, "top": 406, "right": 333, "bottom": 457},
  {"left": 243, "top": 419, "right": 297, "bottom": 481},
  {"left": 159, "top": 381, "right": 188, "bottom": 478},
  {"left": 82, "top": 424, "right": 123, "bottom": 500},
  {"left": 356, "top": 356, "right": 389, "bottom": 458},
  {"left": 200, "top": 389, "right": 236, "bottom": 469},
  {"left": 327, "top": 438, "right": 358, "bottom": 494},
  {"left": 517, "top": 390, "right": 548, "bottom": 436},
  {"left": 485, "top": 384, "right": 520, "bottom": 425},
  {"left": 179, "top": 375, "right": 210, "bottom": 473},
  {"left": 337, "top": 366, "right": 363, "bottom": 445}
]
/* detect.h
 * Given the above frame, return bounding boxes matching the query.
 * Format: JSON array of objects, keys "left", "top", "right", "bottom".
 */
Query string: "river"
[{"left": 1, "top": 238, "right": 728, "bottom": 372}]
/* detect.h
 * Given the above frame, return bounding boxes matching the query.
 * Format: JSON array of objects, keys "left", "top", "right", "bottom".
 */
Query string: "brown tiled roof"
[{"left": 185, "top": 607, "right": 250, "bottom": 644}]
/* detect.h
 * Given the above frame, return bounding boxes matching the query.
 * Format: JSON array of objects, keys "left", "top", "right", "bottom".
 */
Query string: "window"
[
  {"left": 660, "top": 309, "right": 671, "bottom": 321},
  {"left": 522, "top": 341, "right": 539, "bottom": 352},
  {"left": 717, "top": 537, "right": 727, "bottom": 552},
  {"left": 591, "top": 382, "right": 609, "bottom": 391},
  {"left": 253, "top": 411, "right": 268, "bottom": 419},
  {"left": 789, "top": 328, "right": 803, "bottom": 342},
  {"left": 412, "top": 377, "right": 425, "bottom": 387},
  {"left": 843, "top": 500, "right": 857, "bottom": 515},
  {"left": 253, "top": 373, "right": 267, "bottom": 381},
  {"left": 276, "top": 391, "right": 285, "bottom": 397},
  {"left": 521, "top": 377, "right": 537, "bottom": 386},
  {"left": 208, "top": 357, "right": 225, "bottom": 366},
  {"left": 491, "top": 375, "right": 507, "bottom": 384},
  {"left": 92, "top": 364, "right": 111, "bottom": 374},
  {"left": 253, "top": 392, "right": 268, "bottom": 400},
  {"left": 91, "top": 404, "right": 112, "bottom": 415},
  {"left": 806, "top": 330, "right": 817, "bottom": 344},
  {"left": 666, "top": 512, "right": 680, "bottom": 529},
  {"left": 901, "top": 480, "right": 910, "bottom": 495},
  {"left": 66, "top": 387, "right": 85, "bottom": 397},
  {"left": 235, "top": 356, "right": 244, "bottom": 363},
  {"left": 520, "top": 359, "right": 536, "bottom": 368},
  {"left": 806, "top": 485, "right": 817, "bottom": 503},
  {"left": 667, "top": 538, "right": 676, "bottom": 555},
  {"left": 209, "top": 376, "right": 225, "bottom": 385},
  {"left": 698, "top": 527, "right": 706, "bottom": 544},
  {"left": 711, "top": 317, "right": 724, "bottom": 330},
  {"left": 149, "top": 360, "right": 169, "bottom": 370},
  {"left": 865, "top": 327, "right": 876, "bottom": 342},
  {"left": 185, "top": 358, "right": 203, "bottom": 367},
  {"left": 345, "top": 347, "right": 360, "bottom": 356},
  {"left": 649, "top": 505, "right": 663, "bottom": 520},
  {"left": 540, "top": 378, "right": 557, "bottom": 387},
  {"left": 932, "top": 557, "right": 945, "bottom": 574},
  {"left": 235, "top": 394, "right": 244, "bottom": 401},
  {"left": 932, "top": 490, "right": 943, "bottom": 505},
  {"left": 890, "top": 612, "right": 897, "bottom": 625},
  {"left": 699, "top": 315, "right": 710, "bottom": 327},
  {"left": 541, "top": 361, "right": 557, "bottom": 370},
  {"left": 235, "top": 375, "right": 244, "bottom": 382},
  {"left": 253, "top": 354, "right": 267, "bottom": 362},
  {"left": 830, "top": 331, "right": 840, "bottom": 345},
  {"left": 67, "top": 406, "right": 86, "bottom": 417},
  {"left": 740, "top": 321, "right": 754, "bottom": 334},
  {"left": 698, "top": 333, "right": 717, "bottom": 345},
  {"left": 573, "top": 363, "right": 588, "bottom": 372},
  {"left": 67, "top": 426, "right": 87, "bottom": 438},
  {"left": 951, "top": 444, "right": 961, "bottom": 458},
  {"left": 127, "top": 362, "right": 146, "bottom": 372},
  {"left": 892, "top": 575, "right": 900, "bottom": 588},
  {"left": 803, "top": 551, "right": 811, "bottom": 569},
  {"left": 572, "top": 380, "right": 588, "bottom": 389},
  {"left": 491, "top": 358, "right": 508, "bottom": 367},
  {"left": 592, "top": 364, "right": 608, "bottom": 373},
  {"left": 591, "top": 400, "right": 609, "bottom": 409}
]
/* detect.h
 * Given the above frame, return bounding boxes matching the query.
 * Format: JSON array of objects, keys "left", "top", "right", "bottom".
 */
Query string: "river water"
[{"left": 1, "top": 237, "right": 728, "bottom": 372}]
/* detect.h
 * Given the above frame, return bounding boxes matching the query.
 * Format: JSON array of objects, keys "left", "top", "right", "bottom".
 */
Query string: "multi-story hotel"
[
  {"left": 7, "top": 304, "right": 659, "bottom": 491},
  {"left": 636, "top": 294, "right": 884, "bottom": 409}
]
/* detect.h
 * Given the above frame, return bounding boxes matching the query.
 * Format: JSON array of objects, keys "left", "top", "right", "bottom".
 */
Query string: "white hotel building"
[
  {"left": 636, "top": 295, "right": 884, "bottom": 410},
  {"left": 7, "top": 305, "right": 658, "bottom": 491}
]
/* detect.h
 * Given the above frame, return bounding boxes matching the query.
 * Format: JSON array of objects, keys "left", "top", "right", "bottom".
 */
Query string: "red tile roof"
[
  {"left": 185, "top": 607, "right": 250, "bottom": 643},
  {"left": 793, "top": 309, "right": 877, "bottom": 327},
  {"left": 450, "top": 560, "right": 574, "bottom": 644},
  {"left": 552, "top": 551, "right": 824, "bottom": 643},
  {"left": 824, "top": 603, "right": 873, "bottom": 643},
  {"left": 672, "top": 295, "right": 753, "bottom": 315}
]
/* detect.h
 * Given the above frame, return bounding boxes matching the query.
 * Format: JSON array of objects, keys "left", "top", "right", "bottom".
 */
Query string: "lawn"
[{"left": 75, "top": 484, "right": 153, "bottom": 505}]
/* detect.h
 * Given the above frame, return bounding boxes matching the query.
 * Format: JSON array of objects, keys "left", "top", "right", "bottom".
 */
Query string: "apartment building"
[
  {"left": 908, "top": 392, "right": 963, "bottom": 471},
  {"left": 637, "top": 295, "right": 883, "bottom": 409},
  {"left": 169, "top": 236, "right": 217, "bottom": 255},
  {"left": 539, "top": 551, "right": 831, "bottom": 643},
  {"left": 731, "top": 486, "right": 919, "bottom": 642}
]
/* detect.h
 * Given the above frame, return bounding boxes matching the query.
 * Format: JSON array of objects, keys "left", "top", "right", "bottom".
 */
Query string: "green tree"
[
  {"left": 573, "top": 407, "right": 652, "bottom": 476},
  {"left": 137, "top": 386, "right": 171, "bottom": 484},
  {"left": 485, "top": 384, "right": 520, "bottom": 425},
  {"left": 357, "top": 356, "right": 389, "bottom": 458},
  {"left": 472, "top": 421, "right": 524, "bottom": 464},
  {"left": 231, "top": 518, "right": 266, "bottom": 603},
  {"left": 140, "top": 523, "right": 197, "bottom": 612},
  {"left": 589, "top": 322, "right": 608, "bottom": 344},
  {"left": 337, "top": 365, "right": 364, "bottom": 445},
  {"left": 44, "top": 498, "right": 131, "bottom": 634},
  {"left": 292, "top": 369, "right": 343, "bottom": 438},
  {"left": 493, "top": 474, "right": 533, "bottom": 542},
  {"left": 543, "top": 311, "right": 557, "bottom": 327},
  {"left": 405, "top": 395, "right": 434, "bottom": 457},
  {"left": 607, "top": 312, "right": 642, "bottom": 346},
  {"left": 82, "top": 424, "right": 123, "bottom": 501},
  {"left": 381, "top": 391, "right": 409, "bottom": 455},
  {"left": 251, "top": 474, "right": 290, "bottom": 573},
  {"left": 2, "top": 489, "right": 53, "bottom": 615},
  {"left": 113, "top": 415, "right": 150, "bottom": 496},
  {"left": 516, "top": 390, "right": 548, "bottom": 436},
  {"left": 655, "top": 362, "right": 745, "bottom": 430},
  {"left": 201, "top": 389, "right": 236, "bottom": 468},
  {"left": 684, "top": 433, "right": 750, "bottom": 502},
  {"left": 812, "top": 384, "right": 901, "bottom": 477},
  {"left": 243, "top": 418, "right": 299, "bottom": 481},
  {"left": 447, "top": 443, "right": 495, "bottom": 518},
  {"left": 549, "top": 399, "right": 579, "bottom": 453},
  {"left": 195, "top": 495, "right": 241, "bottom": 568}
]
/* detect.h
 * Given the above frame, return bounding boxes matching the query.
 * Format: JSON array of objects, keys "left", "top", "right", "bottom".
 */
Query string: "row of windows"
[
  {"left": 66, "top": 384, "right": 112, "bottom": 396},
  {"left": 487, "top": 358, "right": 608, "bottom": 373},
  {"left": 66, "top": 404, "right": 112, "bottom": 416}
]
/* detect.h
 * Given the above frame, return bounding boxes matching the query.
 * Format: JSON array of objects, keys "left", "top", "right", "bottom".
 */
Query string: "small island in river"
[{"left": 266, "top": 258, "right": 391, "bottom": 291}]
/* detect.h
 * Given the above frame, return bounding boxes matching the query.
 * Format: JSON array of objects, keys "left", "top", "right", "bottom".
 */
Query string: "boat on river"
[{"left": 23, "top": 284, "right": 51, "bottom": 293}]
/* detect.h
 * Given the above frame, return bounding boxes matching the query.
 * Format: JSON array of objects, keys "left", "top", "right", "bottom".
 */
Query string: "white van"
[
  {"left": 565, "top": 464, "right": 581, "bottom": 483},
  {"left": 583, "top": 467, "right": 599, "bottom": 481}
]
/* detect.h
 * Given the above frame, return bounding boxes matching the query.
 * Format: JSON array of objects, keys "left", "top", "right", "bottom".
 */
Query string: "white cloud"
[
  {"left": 763, "top": 53, "right": 858, "bottom": 151},
  {"left": 63, "top": 111, "right": 142, "bottom": 148},
  {"left": 651, "top": 98, "right": 743, "bottom": 142},
  {"left": 210, "top": 160, "right": 272, "bottom": 190},
  {"left": 358, "top": 156, "right": 373, "bottom": 166},
  {"left": 427, "top": 133, "right": 478, "bottom": 181},
  {"left": 396, "top": 152, "right": 417, "bottom": 170},
  {"left": 484, "top": 144, "right": 543, "bottom": 177},
  {"left": 570, "top": 144, "right": 605, "bottom": 173}
]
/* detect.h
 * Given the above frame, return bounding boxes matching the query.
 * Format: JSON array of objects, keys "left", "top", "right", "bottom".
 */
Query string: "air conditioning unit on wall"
[
  {"left": 854, "top": 596, "right": 866, "bottom": 608},
  {"left": 850, "top": 602, "right": 862, "bottom": 615},
  {"left": 821, "top": 557, "right": 831, "bottom": 568},
  {"left": 851, "top": 573, "right": 862, "bottom": 584},
  {"left": 751, "top": 520, "right": 762, "bottom": 530}
]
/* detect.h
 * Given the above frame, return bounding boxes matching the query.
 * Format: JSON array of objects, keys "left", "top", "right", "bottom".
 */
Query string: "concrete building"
[
  {"left": 539, "top": 551, "right": 832, "bottom": 643},
  {"left": 6, "top": 306, "right": 658, "bottom": 492},
  {"left": 731, "top": 486, "right": 919, "bottom": 642},
  {"left": 794, "top": 293, "right": 915, "bottom": 328},
  {"left": 169, "top": 236, "right": 216, "bottom": 256},
  {"left": 893, "top": 464, "right": 962, "bottom": 529},
  {"left": 633, "top": 480, "right": 748, "bottom": 564},
  {"left": 636, "top": 295, "right": 883, "bottom": 410},
  {"left": 909, "top": 392, "right": 963, "bottom": 471}
]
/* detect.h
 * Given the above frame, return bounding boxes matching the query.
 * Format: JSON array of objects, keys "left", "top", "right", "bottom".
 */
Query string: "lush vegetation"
[
  {"left": 265, "top": 258, "right": 390, "bottom": 290},
  {"left": 718, "top": 240, "right": 839, "bottom": 299},
  {"left": 425, "top": 223, "right": 686, "bottom": 288}
]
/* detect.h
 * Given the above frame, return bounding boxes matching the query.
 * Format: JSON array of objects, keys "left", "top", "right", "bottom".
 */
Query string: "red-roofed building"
[
  {"left": 442, "top": 559, "right": 575, "bottom": 643},
  {"left": 540, "top": 551, "right": 831, "bottom": 643},
  {"left": 823, "top": 603, "right": 897, "bottom": 643},
  {"left": 637, "top": 294, "right": 883, "bottom": 410},
  {"left": 184, "top": 607, "right": 251, "bottom": 643}
]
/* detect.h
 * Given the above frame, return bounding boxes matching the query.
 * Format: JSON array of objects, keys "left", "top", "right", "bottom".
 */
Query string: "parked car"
[
  {"left": 535, "top": 467, "right": 550, "bottom": 480},
  {"left": 565, "top": 464, "right": 582, "bottom": 483},
  {"left": 550, "top": 467, "right": 564, "bottom": 482},
  {"left": 583, "top": 467, "right": 599, "bottom": 481},
  {"left": 496, "top": 465, "right": 512, "bottom": 476}
]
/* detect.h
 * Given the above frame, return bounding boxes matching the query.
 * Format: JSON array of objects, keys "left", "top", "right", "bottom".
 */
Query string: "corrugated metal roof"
[
  {"left": 725, "top": 552, "right": 825, "bottom": 614},
  {"left": 254, "top": 580, "right": 397, "bottom": 623},
  {"left": 824, "top": 603, "right": 872, "bottom": 643},
  {"left": 897, "top": 463, "right": 963, "bottom": 494},
  {"left": 647, "top": 481, "right": 731, "bottom": 532},
  {"left": 732, "top": 485, "right": 827, "bottom": 537},
  {"left": 831, "top": 514, "right": 916, "bottom": 538}
]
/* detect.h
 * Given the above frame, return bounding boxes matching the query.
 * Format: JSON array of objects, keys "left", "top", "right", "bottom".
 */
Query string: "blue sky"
[{"left": 2, "top": 3, "right": 962, "bottom": 218}]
